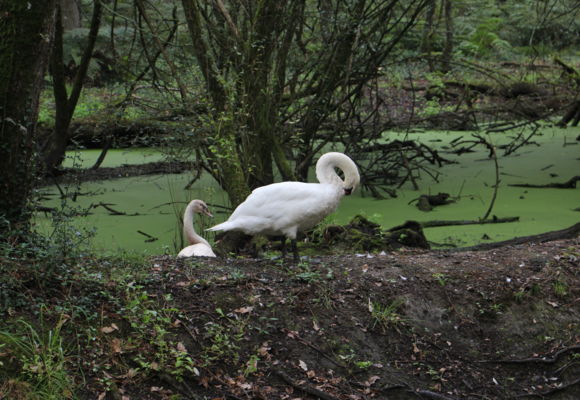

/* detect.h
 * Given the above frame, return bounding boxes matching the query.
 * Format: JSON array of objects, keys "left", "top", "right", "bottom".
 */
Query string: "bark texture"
[{"left": 0, "top": 0, "right": 56, "bottom": 234}]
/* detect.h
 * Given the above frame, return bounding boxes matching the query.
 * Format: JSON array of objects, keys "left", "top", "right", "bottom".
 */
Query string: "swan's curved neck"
[
  {"left": 184, "top": 204, "right": 210, "bottom": 247},
  {"left": 315, "top": 152, "right": 360, "bottom": 190}
]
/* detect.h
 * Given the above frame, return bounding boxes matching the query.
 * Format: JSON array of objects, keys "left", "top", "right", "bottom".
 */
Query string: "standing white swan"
[
  {"left": 178, "top": 199, "right": 216, "bottom": 258},
  {"left": 208, "top": 152, "right": 360, "bottom": 261}
]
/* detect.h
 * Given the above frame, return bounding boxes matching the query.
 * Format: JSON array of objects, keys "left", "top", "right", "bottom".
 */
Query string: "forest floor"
[
  {"left": 75, "top": 237, "right": 579, "bottom": 400},
  {"left": 3, "top": 236, "right": 579, "bottom": 400}
]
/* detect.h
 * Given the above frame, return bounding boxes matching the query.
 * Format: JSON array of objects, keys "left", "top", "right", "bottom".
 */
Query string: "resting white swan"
[
  {"left": 208, "top": 152, "right": 360, "bottom": 261},
  {"left": 177, "top": 199, "right": 216, "bottom": 258}
]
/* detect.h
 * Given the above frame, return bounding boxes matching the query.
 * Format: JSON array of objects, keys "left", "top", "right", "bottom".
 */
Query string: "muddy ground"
[{"left": 68, "top": 237, "right": 579, "bottom": 400}]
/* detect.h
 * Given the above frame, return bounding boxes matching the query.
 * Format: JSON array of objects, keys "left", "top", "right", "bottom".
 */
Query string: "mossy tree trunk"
[
  {"left": 0, "top": 0, "right": 56, "bottom": 236},
  {"left": 181, "top": 0, "right": 300, "bottom": 205}
]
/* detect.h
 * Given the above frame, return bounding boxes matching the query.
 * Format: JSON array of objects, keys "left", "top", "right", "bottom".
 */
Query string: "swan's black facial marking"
[
  {"left": 344, "top": 187, "right": 353, "bottom": 195},
  {"left": 201, "top": 204, "right": 213, "bottom": 217}
]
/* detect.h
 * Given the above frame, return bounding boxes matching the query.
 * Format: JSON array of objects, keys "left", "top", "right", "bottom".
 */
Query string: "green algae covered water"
[{"left": 36, "top": 127, "right": 579, "bottom": 255}]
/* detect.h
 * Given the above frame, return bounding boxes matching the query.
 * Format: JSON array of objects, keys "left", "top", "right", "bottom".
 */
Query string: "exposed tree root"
[
  {"left": 415, "top": 389, "right": 459, "bottom": 400},
  {"left": 272, "top": 369, "right": 340, "bottom": 400},
  {"left": 483, "top": 345, "right": 580, "bottom": 364},
  {"left": 514, "top": 378, "right": 580, "bottom": 398}
]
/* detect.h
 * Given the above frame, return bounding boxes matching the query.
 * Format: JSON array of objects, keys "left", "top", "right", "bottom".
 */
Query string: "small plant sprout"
[
  {"left": 552, "top": 281, "right": 568, "bottom": 298},
  {"left": 368, "top": 298, "right": 404, "bottom": 332},
  {"left": 355, "top": 360, "right": 373, "bottom": 370},
  {"left": 432, "top": 273, "right": 447, "bottom": 286}
]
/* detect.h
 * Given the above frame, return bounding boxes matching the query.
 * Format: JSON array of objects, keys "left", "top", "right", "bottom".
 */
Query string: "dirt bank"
[{"left": 76, "top": 238, "right": 580, "bottom": 400}]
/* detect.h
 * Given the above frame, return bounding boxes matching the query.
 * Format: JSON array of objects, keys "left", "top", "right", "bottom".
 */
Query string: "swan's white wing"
[{"left": 209, "top": 182, "right": 342, "bottom": 237}]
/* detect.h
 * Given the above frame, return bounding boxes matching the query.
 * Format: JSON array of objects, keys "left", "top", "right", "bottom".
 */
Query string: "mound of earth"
[{"left": 82, "top": 238, "right": 579, "bottom": 400}]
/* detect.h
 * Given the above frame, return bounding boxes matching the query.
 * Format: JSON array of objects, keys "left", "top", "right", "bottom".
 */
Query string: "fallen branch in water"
[
  {"left": 509, "top": 176, "right": 580, "bottom": 189},
  {"left": 94, "top": 202, "right": 140, "bottom": 216},
  {"left": 137, "top": 230, "right": 158, "bottom": 242},
  {"left": 421, "top": 216, "right": 519, "bottom": 228}
]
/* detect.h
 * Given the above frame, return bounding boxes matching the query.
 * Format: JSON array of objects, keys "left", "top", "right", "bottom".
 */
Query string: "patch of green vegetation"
[
  {"left": 200, "top": 308, "right": 247, "bottom": 368},
  {"left": 311, "top": 283, "right": 335, "bottom": 309},
  {"left": 291, "top": 262, "right": 323, "bottom": 284},
  {"left": 369, "top": 298, "right": 405, "bottom": 332},
  {"left": 432, "top": 273, "right": 447, "bottom": 286},
  {"left": 475, "top": 301, "right": 505, "bottom": 320},
  {"left": 552, "top": 280, "right": 568, "bottom": 298},
  {"left": 0, "top": 313, "right": 75, "bottom": 400},
  {"left": 38, "top": 86, "right": 152, "bottom": 128},
  {"left": 120, "top": 286, "right": 197, "bottom": 381}
]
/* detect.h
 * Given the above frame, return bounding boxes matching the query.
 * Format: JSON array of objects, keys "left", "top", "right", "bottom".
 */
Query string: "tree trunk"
[
  {"left": 421, "top": 0, "right": 436, "bottom": 72},
  {"left": 181, "top": 0, "right": 250, "bottom": 207},
  {"left": 440, "top": 0, "right": 453, "bottom": 73},
  {"left": 42, "top": 0, "right": 102, "bottom": 172},
  {"left": 0, "top": 0, "right": 56, "bottom": 236}
]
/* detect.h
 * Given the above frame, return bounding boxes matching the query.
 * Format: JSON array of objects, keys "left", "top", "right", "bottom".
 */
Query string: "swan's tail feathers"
[{"left": 207, "top": 221, "right": 233, "bottom": 232}]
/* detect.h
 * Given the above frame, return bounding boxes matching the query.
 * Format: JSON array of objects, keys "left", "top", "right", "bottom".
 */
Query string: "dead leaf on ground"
[{"left": 101, "top": 323, "right": 119, "bottom": 333}]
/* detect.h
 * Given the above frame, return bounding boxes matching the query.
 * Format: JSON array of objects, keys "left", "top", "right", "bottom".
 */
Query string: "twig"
[
  {"left": 482, "top": 140, "right": 499, "bottom": 221},
  {"left": 281, "top": 328, "right": 347, "bottom": 369},
  {"left": 107, "top": 379, "right": 123, "bottom": 400},
  {"left": 94, "top": 202, "right": 130, "bottom": 216},
  {"left": 272, "top": 369, "right": 341, "bottom": 400},
  {"left": 157, "top": 372, "right": 203, "bottom": 399}
]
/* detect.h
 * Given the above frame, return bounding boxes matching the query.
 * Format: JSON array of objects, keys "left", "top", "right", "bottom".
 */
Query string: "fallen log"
[
  {"left": 509, "top": 175, "right": 580, "bottom": 189},
  {"left": 421, "top": 216, "right": 519, "bottom": 228},
  {"left": 447, "top": 222, "right": 580, "bottom": 252}
]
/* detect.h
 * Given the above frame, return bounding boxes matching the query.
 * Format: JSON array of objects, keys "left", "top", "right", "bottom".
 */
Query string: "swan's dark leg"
[
  {"left": 291, "top": 239, "right": 299, "bottom": 263},
  {"left": 280, "top": 237, "right": 287, "bottom": 259}
]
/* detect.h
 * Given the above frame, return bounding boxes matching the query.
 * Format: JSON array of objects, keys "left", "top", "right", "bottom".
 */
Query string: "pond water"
[{"left": 36, "top": 127, "right": 580, "bottom": 256}]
